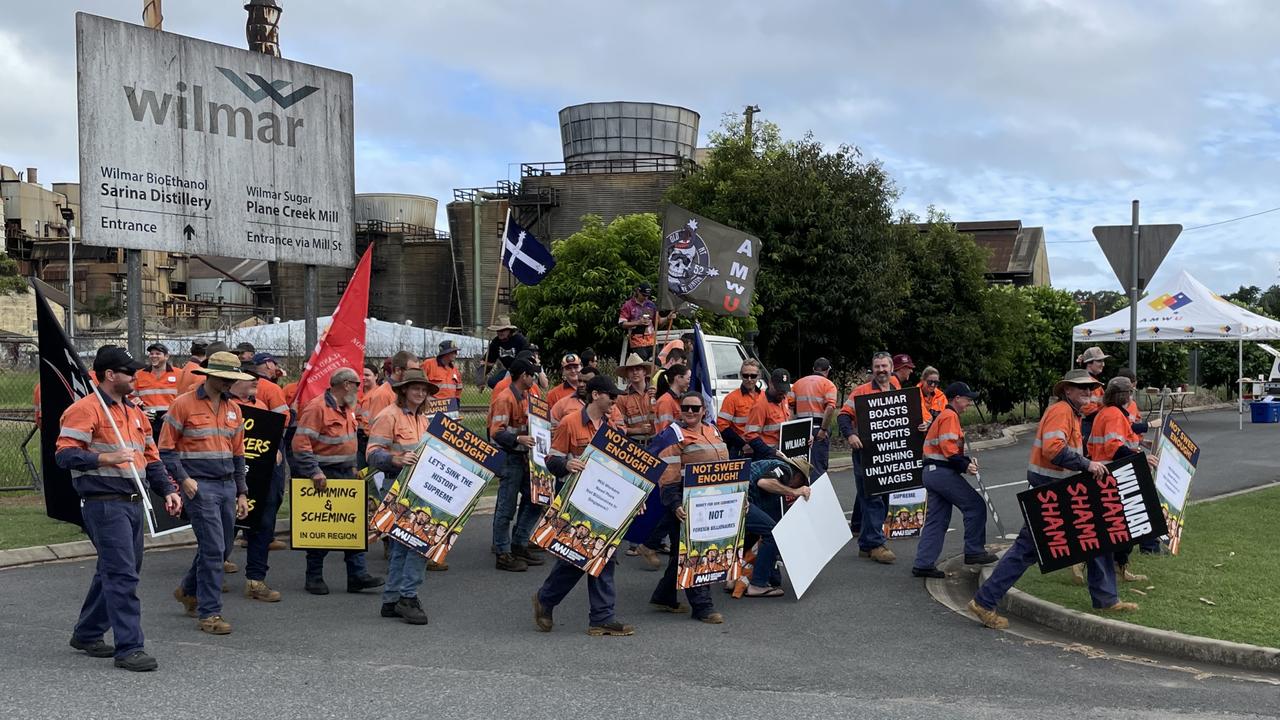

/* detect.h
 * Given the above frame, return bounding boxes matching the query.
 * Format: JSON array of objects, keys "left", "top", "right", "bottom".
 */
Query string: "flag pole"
[{"left": 491, "top": 209, "right": 512, "bottom": 327}]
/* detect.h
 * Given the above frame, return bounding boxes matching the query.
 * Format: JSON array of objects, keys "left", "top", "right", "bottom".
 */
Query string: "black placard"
[
  {"left": 854, "top": 387, "right": 924, "bottom": 495},
  {"left": 1016, "top": 453, "right": 1167, "bottom": 573},
  {"left": 236, "top": 405, "right": 287, "bottom": 530},
  {"left": 779, "top": 418, "right": 813, "bottom": 460}
]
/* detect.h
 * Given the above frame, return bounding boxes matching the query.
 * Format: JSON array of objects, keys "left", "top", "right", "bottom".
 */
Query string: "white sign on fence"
[{"left": 76, "top": 13, "right": 355, "bottom": 267}]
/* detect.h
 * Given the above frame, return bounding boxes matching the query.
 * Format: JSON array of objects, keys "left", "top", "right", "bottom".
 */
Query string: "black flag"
[
  {"left": 35, "top": 280, "right": 92, "bottom": 526},
  {"left": 658, "top": 204, "right": 761, "bottom": 317}
]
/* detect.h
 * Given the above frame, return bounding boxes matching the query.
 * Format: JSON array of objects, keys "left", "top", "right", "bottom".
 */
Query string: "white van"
[{"left": 620, "top": 330, "right": 752, "bottom": 403}]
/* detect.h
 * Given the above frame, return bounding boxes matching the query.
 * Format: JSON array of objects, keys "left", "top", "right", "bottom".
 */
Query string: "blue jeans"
[
  {"left": 75, "top": 499, "right": 146, "bottom": 658},
  {"left": 649, "top": 484, "right": 714, "bottom": 616},
  {"left": 975, "top": 474, "right": 1119, "bottom": 610},
  {"left": 810, "top": 431, "right": 830, "bottom": 479},
  {"left": 852, "top": 452, "right": 888, "bottom": 551},
  {"left": 492, "top": 453, "right": 539, "bottom": 553},
  {"left": 913, "top": 465, "right": 987, "bottom": 570},
  {"left": 537, "top": 558, "right": 617, "bottom": 625},
  {"left": 745, "top": 504, "right": 782, "bottom": 587},
  {"left": 182, "top": 479, "right": 236, "bottom": 618},
  {"left": 382, "top": 541, "right": 426, "bottom": 603},
  {"left": 245, "top": 460, "right": 286, "bottom": 581}
]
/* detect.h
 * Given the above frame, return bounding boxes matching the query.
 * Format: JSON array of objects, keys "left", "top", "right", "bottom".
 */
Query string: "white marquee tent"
[
  {"left": 209, "top": 318, "right": 488, "bottom": 359},
  {"left": 1072, "top": 270, "right": 1280, "bottom": 428}
]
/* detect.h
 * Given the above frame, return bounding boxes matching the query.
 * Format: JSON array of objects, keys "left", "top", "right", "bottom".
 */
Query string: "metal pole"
[
  {"left": 472, "top": 200, "right": 483, "bottom": 334},
  {"left": 1129, "top": 200, "right": 1140, "bottom": 375},
  {"left": 127, "top": 251, "right": 144, "bottom": 357},
  {"left": 303, "top": 264, "right": 318, "bottom": 352},
  {"left": 1239, "top": 338, "right": 1244, "bottom": 431},
  {"left": 67, "top": 223, "right": 75, "bottom": 339}
]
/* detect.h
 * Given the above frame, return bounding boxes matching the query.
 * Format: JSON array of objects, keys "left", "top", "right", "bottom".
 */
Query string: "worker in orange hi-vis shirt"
[
  {"left": 788, "top": 357, "right": 837, "bottom": 479},
  {"left": 544, "top": 353, "right": 582, "bottom": 410},
  {"left": 358, "top": 350, "right": 419, "bottom": 428},
  {"left": 716, "top": 358, "right": 762, "bottom": 459},
  {"left": 422, "top": 340, "right": 464, "bottom": 402},
  {"left": 916, "top": 366, "right": 947, "bottom": 426},
  {"left": 837, "top": 352, "right": 901, "bottom": 565}
]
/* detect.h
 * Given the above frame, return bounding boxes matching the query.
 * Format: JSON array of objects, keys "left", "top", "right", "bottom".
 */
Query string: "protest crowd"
[{"left": 45, "top": 275, "right": 1169, "bottom": 672}]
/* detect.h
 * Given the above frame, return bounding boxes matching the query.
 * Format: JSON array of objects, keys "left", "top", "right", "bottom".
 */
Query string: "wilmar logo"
[{"left": 216, "top": 67, "right": 319, "bottom": 109}]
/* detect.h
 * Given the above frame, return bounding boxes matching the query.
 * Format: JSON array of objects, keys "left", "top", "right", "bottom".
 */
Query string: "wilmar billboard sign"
[{"left": 76, "top": 13, "right": 354, "bottom": 267}]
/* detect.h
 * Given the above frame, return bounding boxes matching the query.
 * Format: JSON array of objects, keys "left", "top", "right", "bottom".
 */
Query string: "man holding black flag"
[
  {"left": 57, "top": 346, "right": 182, "bottom": 671},
  {"left": 969, "top": 370, "right": 1132, "bottom": 630}
]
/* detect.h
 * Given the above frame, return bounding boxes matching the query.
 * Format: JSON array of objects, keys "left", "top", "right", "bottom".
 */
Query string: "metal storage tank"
[
  {"left": 559, "top": 102, "right": 699, "bottom": 164},
  {"left": 354, "top": 193, "right": 438, "bottom": 229}
]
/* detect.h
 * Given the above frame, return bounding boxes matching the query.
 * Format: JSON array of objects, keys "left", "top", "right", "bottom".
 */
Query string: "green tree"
[
  {"left": 1016, "top": 286, "right": 1083, "bottom": 415},
  {"left": 665, "top": 114, "right": 908, "bottom": 382},
  {"left": 0, "top": 255, "right": 27, "bottom": 294},
  {"left": 511, "top": 213, "right": 748, "bottom": 368},
  {"left": 1071, "top": 289, "right": 1125, "bottom": 321}
]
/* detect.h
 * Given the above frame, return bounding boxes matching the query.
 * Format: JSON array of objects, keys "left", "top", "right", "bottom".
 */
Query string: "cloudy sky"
[{"left": 4, "top": 1, "right": 1278, "bottom": 292}]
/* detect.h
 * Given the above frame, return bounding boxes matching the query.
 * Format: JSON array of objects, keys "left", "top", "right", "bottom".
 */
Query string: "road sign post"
[{"left": 1092, "top": 210, "right": 1182, "bottom": 376}]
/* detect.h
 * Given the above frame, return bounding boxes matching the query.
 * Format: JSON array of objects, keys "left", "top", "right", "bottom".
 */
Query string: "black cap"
[
  {"left": 509, "top": 358, "right": 540, "bottom": 381},
  {"left": 189, "top": 342, "right": 208, "bottom": 356},
  {"left": 146, "top": 342, "right": 169, "bottom": 354},
  {"left": 770, "top": 368, "right": 791, "bottom": 393},
  {"left": 234, "top": 342, "right": 256, "bottom": 354},
  {"left": 637, "top": 283, "right": 652, "bottom": 295},
  {"left": 944, "top": 381, "right": 980, "bottom": 400},
  {"left": 586, "top": 375, "right": 620, "bottom": 398},
  {"left": 93, "top": 345, "right": 146, "bottom": 374},
  {"left": 813, "top": 357, "right": 832, "bottom": 372},
  {"left": 238, "top": 362, "right": 263, "bottom": 379}
]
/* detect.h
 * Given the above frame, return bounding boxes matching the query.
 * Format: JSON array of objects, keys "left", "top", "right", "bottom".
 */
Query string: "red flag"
[{"left": 293, "top": 246, "right": 373, "bottom": 411}]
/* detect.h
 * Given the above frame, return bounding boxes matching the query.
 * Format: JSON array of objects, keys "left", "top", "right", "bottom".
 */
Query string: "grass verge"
[
  {"left": 0, "top": 493, "right": 86, "bottom": 550},
  {"left": 1015, "top": 486, "right": 1280, "bottom": 649}
]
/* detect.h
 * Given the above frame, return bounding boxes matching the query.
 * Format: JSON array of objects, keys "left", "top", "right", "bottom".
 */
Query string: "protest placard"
[
  {"left": 855, "top": 387, "right": 924, "bottom": 495},
  {"left": 771, "top": 474, "right": 852, "bottom": 598},
  {"left": 370, "top": 413, "right": 503, "bottom": 562},
  {"left": 779, "top": 418, "right": 813, "bottom": 461},
  {"left": 290, "top": 477, "right": 367, "bottom": 551},
  {"left": 678, "top": 458, "right": 749, "bottom": 589},
  {"left": 235, "top": 405, "right": 286, "bottom": 531},
  {"left": 883, "top": 488, "right": 927, "bottom": 540},
  {"left": 1153, "top": 417, "right": 1200, "bottom": 554},
  {"left": 1017, "top": 453, "right": 1167, "bottom": 573},
  {"left": 424, "top": 397, "right": 460, "bottom": 420},
  {"left": 530, "top": 425, "right": 662, "bottom": 576},
  {"left": 528, "top": 394, "right": 556, "bottom": 505}
]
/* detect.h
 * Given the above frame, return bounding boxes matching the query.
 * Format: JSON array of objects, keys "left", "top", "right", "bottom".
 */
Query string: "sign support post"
[
  {"left": 127, "top": 250, "right": 144, "bottom": 356},
  {"left": 1129, "top": 200, "right": 1140, "bottom": 374}
]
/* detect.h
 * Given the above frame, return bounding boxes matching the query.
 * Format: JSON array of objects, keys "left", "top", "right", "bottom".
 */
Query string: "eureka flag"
[
  {"left": 502, "top": 211, "right": 555, "bottom": 285},
  {"left": 659, "top": 204, "right": 761, "bottom": 317}
]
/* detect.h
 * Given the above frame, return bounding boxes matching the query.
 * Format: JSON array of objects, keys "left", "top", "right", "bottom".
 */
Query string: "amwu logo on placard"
[{"left": 121, "top": 67, "right": 319, "bottom": 147}]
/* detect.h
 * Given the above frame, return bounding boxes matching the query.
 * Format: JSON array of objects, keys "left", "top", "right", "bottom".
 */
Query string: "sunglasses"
[
  {"left": 112, "top": 367, "right": 138, "bottom": 376},
  {"left": 741, "top": 373, "right": 759, "bottom": 379},
  {"left": 925, "top": 380, "right": 940, "bottom": 386},
  {"left": 680, "top": 404, "right": 704, "bottom": 412}
]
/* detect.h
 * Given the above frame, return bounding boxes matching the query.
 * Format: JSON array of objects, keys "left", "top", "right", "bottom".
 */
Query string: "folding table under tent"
[{"left": 1071, "top": 270, "right": 1280, "bottom": 429}]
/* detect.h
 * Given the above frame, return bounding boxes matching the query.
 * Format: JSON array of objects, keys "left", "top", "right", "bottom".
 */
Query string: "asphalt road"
[{"left": 1, "top": 409, "right": 1276, "bottom": 718}]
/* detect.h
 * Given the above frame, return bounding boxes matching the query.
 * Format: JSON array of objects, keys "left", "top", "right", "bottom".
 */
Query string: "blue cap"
[
  {"left": 252, "top": 352, "right": 277, "bottom": 366},
  {"left": 944, "top": 382, "right": 979, "bottom": 400}
]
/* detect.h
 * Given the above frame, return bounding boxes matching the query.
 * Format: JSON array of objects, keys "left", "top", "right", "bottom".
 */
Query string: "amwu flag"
[
  {"left": 501, "top": 211, "right": 555, "bottom": 285},
  {"left": 659, "top": 204, "right": 760, "bottom": 317},
  {"left": 35, "top": 280, "right": 92, "bottom": 526},
  {"left": 294, "top": 246, "right": 373, "bottom": 411}
]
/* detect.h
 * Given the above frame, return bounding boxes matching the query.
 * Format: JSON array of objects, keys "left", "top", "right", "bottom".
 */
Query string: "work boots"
[{"left": 244, "top": 579, "right": 281, "bottom": 602}]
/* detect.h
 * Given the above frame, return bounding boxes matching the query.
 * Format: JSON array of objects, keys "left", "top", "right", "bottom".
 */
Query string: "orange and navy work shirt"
[
  {"left": 55, "top": 388, "right": 174, "bottom": 497},
  {"left": 1079, "top": 384, "right": 1105, "bottom": 418},
  {"left": 653, "top": 391, "right": 682, "bottom": 434},
  {"left": 494, "top": 373, "right": 542, "bottom": 398},
  {"left": 358, "top": 381, "right": 396, "bottom": 430},
  {"left": 918, "top": 383, "right": 947, "bottom": 424},
  {"left": 1087, "top": 405, "right": 1140, "bottom": 462},
  {"left": 366, "top": 403, "right": 431, "bottom": 473},
  {"left": 546, "top": 407, "right": 605, "bottom": 477},
  {"left": 133, "top": 364, "right": 181, "bottom": 413},
  {"left": 716, "top": 386, "right": 759, "bottom": 440},
  {"left": 790, "top": 374, "right": 837, "bottom": 421},
  {"left": 292, "top": 390, "right": 359, "bottom": 476},
  {"left": 745, "top": 395, "right": 792, "bottom": 456},
  {"left": 837, "top": 376, "right": 901, "bottom": 437},
  {"left": 657, "top": 421, "right": 729, "bottom": 487},
  {"left": 550, "top": 395, "right": 623, "bottom": 431},
  {"left": 1027, "top": 400, "right": 1089, "bottom": 484},
  {"left": 616, "top": 386, "right": 654, "bottom": 439},
  {"left": 923, "top": 405, "right": 967, "bottom": 471},
  {"left": 175, "top": 360, "right": 204, "bottom": 395},
  {"left": 488, "top": 384, "right": 530, "bottom": 453},
  {"left": 159, "top": 385, "right": 247, "bottom": 493},
  {"left": 545, "top": 381, "right": 577, "bottom": 410},
  {"left": 256, "top": 378, "right": 291, "bottom": 425},
  {"left": 423, "top": 358, "right": 463, "bottom": 401}
]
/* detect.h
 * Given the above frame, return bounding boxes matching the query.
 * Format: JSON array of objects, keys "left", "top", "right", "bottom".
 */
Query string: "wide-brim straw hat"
[
  {"left": 1077, "top": 346, "right": 1110, "bottom": 364},
  {"left": 391, "top": 368, "right": 440, "bottom": 394},
  {"left": 615, "top": 352, "right": 654, "bottom": 376},
  {"left": 487, "top": 316, "right": 518, "bottom": 332},
  {"left": 192, "top": 351, "right": 257, "bottom": 381},
  {"left": 1053, "top": 369, "right": 1102, "bottom": 398},
  {"left": 784, "top": 455, "right": 814, "bottom": 480}
]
